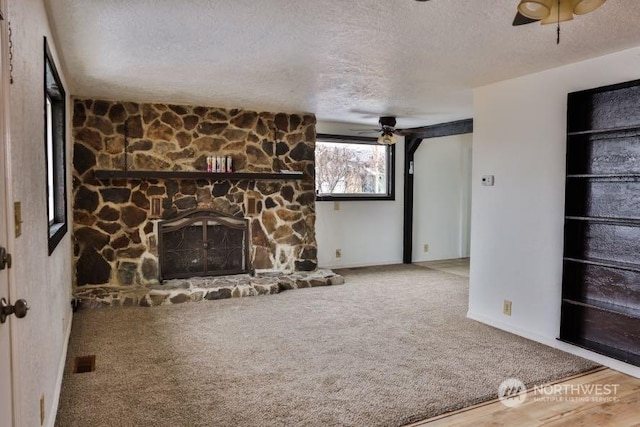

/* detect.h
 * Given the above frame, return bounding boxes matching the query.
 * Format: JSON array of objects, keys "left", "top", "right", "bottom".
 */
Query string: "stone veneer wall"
[{"left": 72, "top": 99, "right": 317, "bottom": 287}]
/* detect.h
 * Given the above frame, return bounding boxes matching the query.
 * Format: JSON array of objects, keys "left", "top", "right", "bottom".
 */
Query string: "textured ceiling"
[{"left": 45, "top": 0, "right": 640, "bottom": 127}]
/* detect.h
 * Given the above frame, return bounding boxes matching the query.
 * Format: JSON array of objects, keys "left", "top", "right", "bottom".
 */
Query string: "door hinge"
[
  {"left": 14, "top": 201, "right": 22, "bottom": 237},
  {"left": 8, "top": 20, "right": 14, "bottom": 84},
  {"left": 0, "top": 247, "right": 11, "bottom": 270}
]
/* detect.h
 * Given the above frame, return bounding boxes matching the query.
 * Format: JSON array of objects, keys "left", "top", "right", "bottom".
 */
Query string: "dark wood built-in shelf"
[
  {"left": 563, "top": 298, "right": 640, "bottom": 320},
  {"left": 561, "top": 78, "right": 640, "bottom": 367},
  {"left": 93, "top": 170, "right": 304, "bottom": 181},
  {"left": 557, "top": 337, "right": 640, "bottom": 367},
  {"left": 563, "top": 257, "right": 640, "bottom": 273},
  {"left": 566, "top": 173, "right": 640, "bottom": 180},
  {"left": 567, "top": 124, "right": 640, "bottom": 136},
  {"left": 565, "top": 216, "right": 640, "bottom": 226}
]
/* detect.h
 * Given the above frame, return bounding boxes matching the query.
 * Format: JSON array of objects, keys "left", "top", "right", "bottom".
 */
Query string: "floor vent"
[{"left": 73, "top": 355, "right": 96, "bottom": 374}]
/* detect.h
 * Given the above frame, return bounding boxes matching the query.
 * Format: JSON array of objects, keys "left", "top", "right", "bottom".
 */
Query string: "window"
[
  {"left": 44, "top": 37, "right": 67, "bottom": 254},
  {"left": 315, "top": 133, "right": 395, "bottom": 201}
]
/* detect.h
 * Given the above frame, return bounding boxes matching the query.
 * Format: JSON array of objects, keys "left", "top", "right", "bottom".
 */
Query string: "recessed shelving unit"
[
  {"left": 560, "top": 79, "right": 640, "bottom": 366},
  {"left": 93, "top": 170, "right": 304, "bottom": 181}
]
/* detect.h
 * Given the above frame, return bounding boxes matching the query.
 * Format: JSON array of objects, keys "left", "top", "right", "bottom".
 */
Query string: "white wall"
[
  {"left": 412, "top": 133, "right": 472, "bottom": 262},
  {"left": 470, "top": 46, "right": 640, "bottom": 377},
  {"left": 315, "top": 121, "right": 404, "bottom": 268},
  {"left": 7, "top": 0, "right": 73, "bottom": 425}
]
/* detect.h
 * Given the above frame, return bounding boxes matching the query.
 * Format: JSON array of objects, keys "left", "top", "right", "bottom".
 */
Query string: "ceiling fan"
[
  {"left": 352, "top": 116, "right": 410, "bottom": 145},
  {"left": 414, "top": 0, "right": 606, "bottom": 32},
  {"left": 513, "top": 0, "right": 607, "bottom": 42},
  {"left": 376, "top": 116, "right": 402, "bottom": 145}
]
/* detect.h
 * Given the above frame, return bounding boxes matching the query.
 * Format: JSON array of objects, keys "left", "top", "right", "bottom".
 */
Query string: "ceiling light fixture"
[
  {"left": 377, "top": 116, "right": 398, "bottom": 145},
  {"left": 517, "top": 0, "right": 606, "bottom": 43},
  {"left": 377, "top": 130, "right": 397, "bottom": 145}
]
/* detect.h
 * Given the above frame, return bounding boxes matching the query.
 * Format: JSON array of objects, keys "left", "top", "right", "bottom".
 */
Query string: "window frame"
[
  {"left": 44, "top": 37, "right": 67, "bottom": 254},
  {"left": 315, "top": 133, "right": 395, "bottom": 202}
]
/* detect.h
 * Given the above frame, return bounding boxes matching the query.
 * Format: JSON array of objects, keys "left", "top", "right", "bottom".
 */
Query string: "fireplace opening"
[{"left": 158, "top": 209, "right": 250, "bottom": 280}]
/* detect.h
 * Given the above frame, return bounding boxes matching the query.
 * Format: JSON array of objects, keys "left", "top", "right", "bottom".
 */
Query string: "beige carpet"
[{"left": 56, "top": 265, "right": 598, "bottom": 427}]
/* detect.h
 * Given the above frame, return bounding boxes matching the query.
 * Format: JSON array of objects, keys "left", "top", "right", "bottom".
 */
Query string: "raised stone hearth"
[{"left": 73, "top": 270, "right": 345, "bottom": 308}]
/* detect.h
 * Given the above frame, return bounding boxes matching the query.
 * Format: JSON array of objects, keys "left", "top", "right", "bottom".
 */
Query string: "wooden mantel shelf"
[{"left": 93, "top": 170, "right": 304, "bottom": 181}]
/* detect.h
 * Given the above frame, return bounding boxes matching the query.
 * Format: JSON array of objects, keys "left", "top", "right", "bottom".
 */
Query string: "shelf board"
[
  {"left": 563, "top": 297, "right": 640, "bottom": 319},
  {"left": 567, "top": 124, "right": 640, "bottom": 136},
  {"left": 565, "top": 216, "right": 640, "bottom": 226},
  {"left": 557, "top": 336, "right": 640, "bottom": 367},
  {"left": 566, "top": 173, "right": 640, "bottom": 180},
  {"left": 93, "top": 169, "right": 304, "bottom": 181},
  {"left": 563, "top": 256, "right": 640, "bottom": 273}
]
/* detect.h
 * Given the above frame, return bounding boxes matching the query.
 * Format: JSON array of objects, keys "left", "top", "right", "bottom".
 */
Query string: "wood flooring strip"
[{"left": 404, "top": 367, "right": 640, "bottom": 427}]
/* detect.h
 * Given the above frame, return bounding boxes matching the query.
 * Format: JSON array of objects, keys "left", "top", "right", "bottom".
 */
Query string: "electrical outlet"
[
  {"left": 334, "top": 201, "right": 340, "bottom": 211},
  {"left": 503, "top": 300, "right": 512, "bottom": 316},
  {"left": 335, "top": 249, "right": 342, "bottom": 258},
  {"left": 481, "top": 175, "right": 495, "bottom": 186},
  {"left": 423, "top": 244, "right": 429, "bottom": 252},
  {"left": 40, "top": 394, "right": 45, "bottom": 425}
]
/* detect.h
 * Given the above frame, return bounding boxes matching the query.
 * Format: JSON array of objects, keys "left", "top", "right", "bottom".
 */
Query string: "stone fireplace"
[
  {"left": 72, "top": 99, "right": 318, "bottom": 290},
  {"left": 158, "top": 208, "right": 250, "bottom": 280}
]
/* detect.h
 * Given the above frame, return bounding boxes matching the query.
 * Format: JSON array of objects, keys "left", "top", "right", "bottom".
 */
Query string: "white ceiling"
[{"left": 45, "top": 0, "right": 640, "bottom": 127}]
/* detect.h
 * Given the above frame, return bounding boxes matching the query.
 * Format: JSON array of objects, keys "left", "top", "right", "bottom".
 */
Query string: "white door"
[{"left": 0, "top": 1, "right": 14, "bottom": 425}]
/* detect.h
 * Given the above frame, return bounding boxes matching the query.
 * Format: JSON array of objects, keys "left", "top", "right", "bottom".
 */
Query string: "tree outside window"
[{"left": 315, "top": 134, "right": 394, "bottom": 201}]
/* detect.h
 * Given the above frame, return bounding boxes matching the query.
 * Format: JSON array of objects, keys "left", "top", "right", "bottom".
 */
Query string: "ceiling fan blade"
[
  {"left": 348, "top": 128, "right": 382, "bottom": 135},
  {"left": 393, "top": 128, "right": 413, "bottom": 136},
  {"left": 512, "top": 11, "right": 539, "bottom": 26}
]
